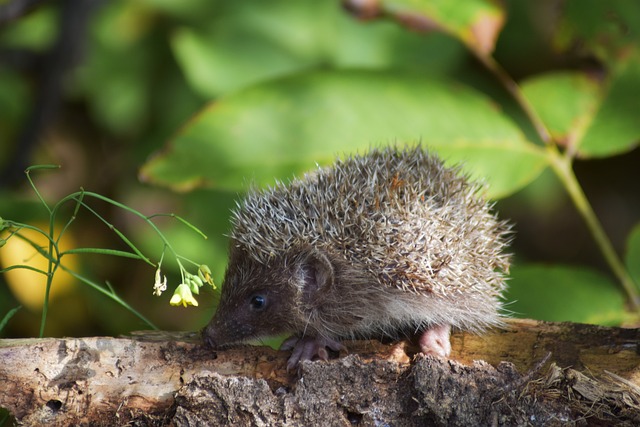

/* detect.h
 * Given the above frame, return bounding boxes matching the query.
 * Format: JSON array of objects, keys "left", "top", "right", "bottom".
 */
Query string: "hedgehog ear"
[{"left": 298, "top": 249, "right": 334, "bottom": 303}]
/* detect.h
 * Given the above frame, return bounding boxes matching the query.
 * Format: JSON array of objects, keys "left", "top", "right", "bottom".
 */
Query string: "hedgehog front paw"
[
  {"left": 280, "top": 335, "right": 346, "bottom": 371},
  {"left": 418, "top": 324, "right": 452, "bottom": 357}
]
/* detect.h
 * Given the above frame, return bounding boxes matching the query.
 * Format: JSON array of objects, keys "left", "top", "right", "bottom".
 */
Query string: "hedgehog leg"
[
  {"left": 418, "top": 324, "right": 451, "bottom": 357},
  {"left": 280, "top": 336, "right": 345, "bottom": 371}
]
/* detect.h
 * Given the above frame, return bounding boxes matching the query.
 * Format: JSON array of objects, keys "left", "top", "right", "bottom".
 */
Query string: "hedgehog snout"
[
  {"left": 201, "top": 323, "right": 219, "bottom": 349},
  {"left": 202, "top": 316, "right": 232, "bottom": 349}
]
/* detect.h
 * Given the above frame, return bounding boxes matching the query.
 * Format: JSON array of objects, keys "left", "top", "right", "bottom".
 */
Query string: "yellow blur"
[{"left": 1, "top": 224, "right": 79, "bottom": 311}]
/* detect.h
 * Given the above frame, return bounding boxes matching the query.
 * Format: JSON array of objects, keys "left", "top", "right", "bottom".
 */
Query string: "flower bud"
[{"left": 198, "top": 264, "right": 215, "bottom": 288}]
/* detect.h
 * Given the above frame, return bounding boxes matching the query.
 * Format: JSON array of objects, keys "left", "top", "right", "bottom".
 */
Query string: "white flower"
[{"left": 152, "top": 267, "right": 168, "bottom": 296}]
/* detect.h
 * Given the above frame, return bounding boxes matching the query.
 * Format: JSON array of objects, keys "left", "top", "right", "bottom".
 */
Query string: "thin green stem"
[
  {"left": 547, "top": 147, "right": 640, "bottom": 310},
  {"left": 0, "top": 305, "right": 22, "bottom": 333},
  {"left": 6, "top": 222, "right": 56, "bottom": 245},
  {"left": 71, "top": 199, "right": 154, "bottom": 266},
  {"left": 11, "top": 168, "right": 209, "bottom": 334},
  {"left": 176, "top": 258, "right": 187, "bottom": 284},
  {"left": 148, "top": 213, "right": 208, "bottom": 240},
  {"left": 40, "top": 219, "right": 58, "bottom": 337},
  {"left": 56, "top": 190, "right": 84, "bottom": 246},
  {"left": 6, "top": 223, "right": 61, "bottom": 337},
  {"left": 24, "top": 165, "right": 60, "bottom": 215},
  {"left": 59, "top": 264, "right": 158, "bottom": 330},
  {"left": 52, "top": 190, "right": 186, "bottom": 266},
  {"left": 474, "top": 50, "right": 638, "bottom": 312},
  {"left": 105, "top": 281, "right": 116, "bottom": 294},
  {"left": 0, "top": 264, "right": 49, "bottom": 275},
  {"left": 61, "top": 248, "right": 144, "bottom": 259},
  {"left": 473, "top": 54, "right": 552, "bottom": 145},
  {"left": 176, "top": 254, "right": 202, "bottom": 268}
]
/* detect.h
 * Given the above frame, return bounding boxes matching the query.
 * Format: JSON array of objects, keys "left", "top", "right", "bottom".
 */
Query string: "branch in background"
[
  {"left": 0, "top": 0, "right": 47, "bottom": 25},
  {"left": 0, "top": 0, "right": 102, "bottom": 187}
]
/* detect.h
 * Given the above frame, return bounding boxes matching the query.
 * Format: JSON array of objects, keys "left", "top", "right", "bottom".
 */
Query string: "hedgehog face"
[{"left": 202, "top": 248, "right": 301, "bottom": 348}]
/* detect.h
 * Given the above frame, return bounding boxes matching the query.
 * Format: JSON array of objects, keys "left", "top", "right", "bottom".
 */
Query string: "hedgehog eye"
[{"left": 249, "top": 294, "right": 267, "bottom": 311}]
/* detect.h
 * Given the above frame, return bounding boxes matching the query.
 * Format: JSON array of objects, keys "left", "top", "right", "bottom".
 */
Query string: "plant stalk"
[
  {"left": 548, "top": 147, "right": 640, "bottom": 310},
  {"left": 475, "top": 50, "right": 639, "bottom": 312}
]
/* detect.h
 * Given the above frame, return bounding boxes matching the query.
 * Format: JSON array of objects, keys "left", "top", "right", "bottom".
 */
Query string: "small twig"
[
  {"left": 496, "top": 351, "right": 553, "bottom": 398},
  {"left": 604, "top": 370, "right": 640, "bottom": 395}
]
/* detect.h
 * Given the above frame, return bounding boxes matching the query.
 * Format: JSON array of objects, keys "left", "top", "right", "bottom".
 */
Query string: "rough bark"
[{"left": 1, "top": 319, "right": 639, "bottom": 426}]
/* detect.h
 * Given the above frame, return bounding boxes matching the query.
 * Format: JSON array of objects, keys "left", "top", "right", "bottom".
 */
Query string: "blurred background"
[{"left": 0, "top": 0, "right": 638, "bottom": 339}]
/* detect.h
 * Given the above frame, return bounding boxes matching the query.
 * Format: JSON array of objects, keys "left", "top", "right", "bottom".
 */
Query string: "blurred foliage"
[
  {"left": 0, "top": 0, "right": 639, "bottom": 339},
  {"left": 140, "top": 69, "right": 546, "bottom": 198},
  {"left": 508, "top": 264, "right": 628, "bottom": 325}
]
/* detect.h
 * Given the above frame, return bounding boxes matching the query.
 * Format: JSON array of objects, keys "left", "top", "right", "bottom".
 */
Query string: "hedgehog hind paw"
[
  {"left": 418, "top": 324, "right": 452, "bottom": 357},
  {"left": 281, "top": 335, "right": 345, "bottom": 371}
]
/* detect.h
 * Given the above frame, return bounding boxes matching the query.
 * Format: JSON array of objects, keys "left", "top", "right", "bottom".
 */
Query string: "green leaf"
[
  {"left": 140, "top": 69, "right": 545, "bottom": 199},
  {"left": 372, "top": 0, "right": 505, "bottom": 55},
  {"left": 555, "top": 0, "right": 640, "bottom": 63},
  {"left": 171, "top": 24, "right": 315, "bottom": 98},
  {"left": 576, "top": 54, "right": 640, "bottom": 158},
  {"left": 0, "top": 5, "right": 57, "bottom": 51},
  {"left": 170, "top": 0, "right": 468, "bottom": 98},
  {"left": 521, "top": 71, "right": 600, "bottom": 148},
  {"left": 506, "top": 264, "right": 627, "bottom": 325},
  {"left": 625, "top": 223, "right": 640, "bottom": 290},
  {"left": 432, "top": 141, "right": 547, "bottom": 199}
]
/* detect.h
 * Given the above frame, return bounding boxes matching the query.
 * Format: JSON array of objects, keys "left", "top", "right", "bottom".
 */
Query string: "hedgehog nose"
[{"left": 201, "top": 325, "right": 218, "bottom": 349}]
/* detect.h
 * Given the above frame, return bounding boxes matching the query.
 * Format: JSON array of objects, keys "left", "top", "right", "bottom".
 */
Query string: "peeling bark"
[{"left": 1, "top": 319, "right": 639, "bottom": 426}]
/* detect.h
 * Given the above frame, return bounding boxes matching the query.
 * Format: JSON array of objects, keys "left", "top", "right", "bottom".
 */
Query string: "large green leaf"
[
  {"left": 550, "top": 2, "right": 640, "bottom": 157},
  {"left": 506, "top": 264, "right": 627, "bottom": 325},
  {"left": 170, "top": 0, "right": 468, "bottom": 98},
  {"left": 432, "top": 141, "right": 547, "bottom": 199},
  {"left": 140, "top": 70, "right": 546, "bottom": 199},
  {"left": 521, "top": 71, "right": 600, "bottom": 148},
  {"left": 366, "top": 0, "right": 505, "bottom": 55},
  {"left": 171, "top": 10, "right": 317, "bottom": 97},
  {"left": 521, "top": 60, "right": 640, "bottom": 158},
  {"left": 576, "top": 54, "right": 640, "bottom": 158},
  {"left": 555, "top": 0, "right": 640, "bottom": 63}
]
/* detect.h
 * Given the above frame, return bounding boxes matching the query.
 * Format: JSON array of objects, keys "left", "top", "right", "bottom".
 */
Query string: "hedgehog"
[{"left": 202, "top": 145, "right": 511, "bottom": 369}]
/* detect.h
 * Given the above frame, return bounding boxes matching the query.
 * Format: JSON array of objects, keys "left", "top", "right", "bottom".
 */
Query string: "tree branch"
[{"left": 1, "top": 319, "right": 638, "bottom": 425}]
